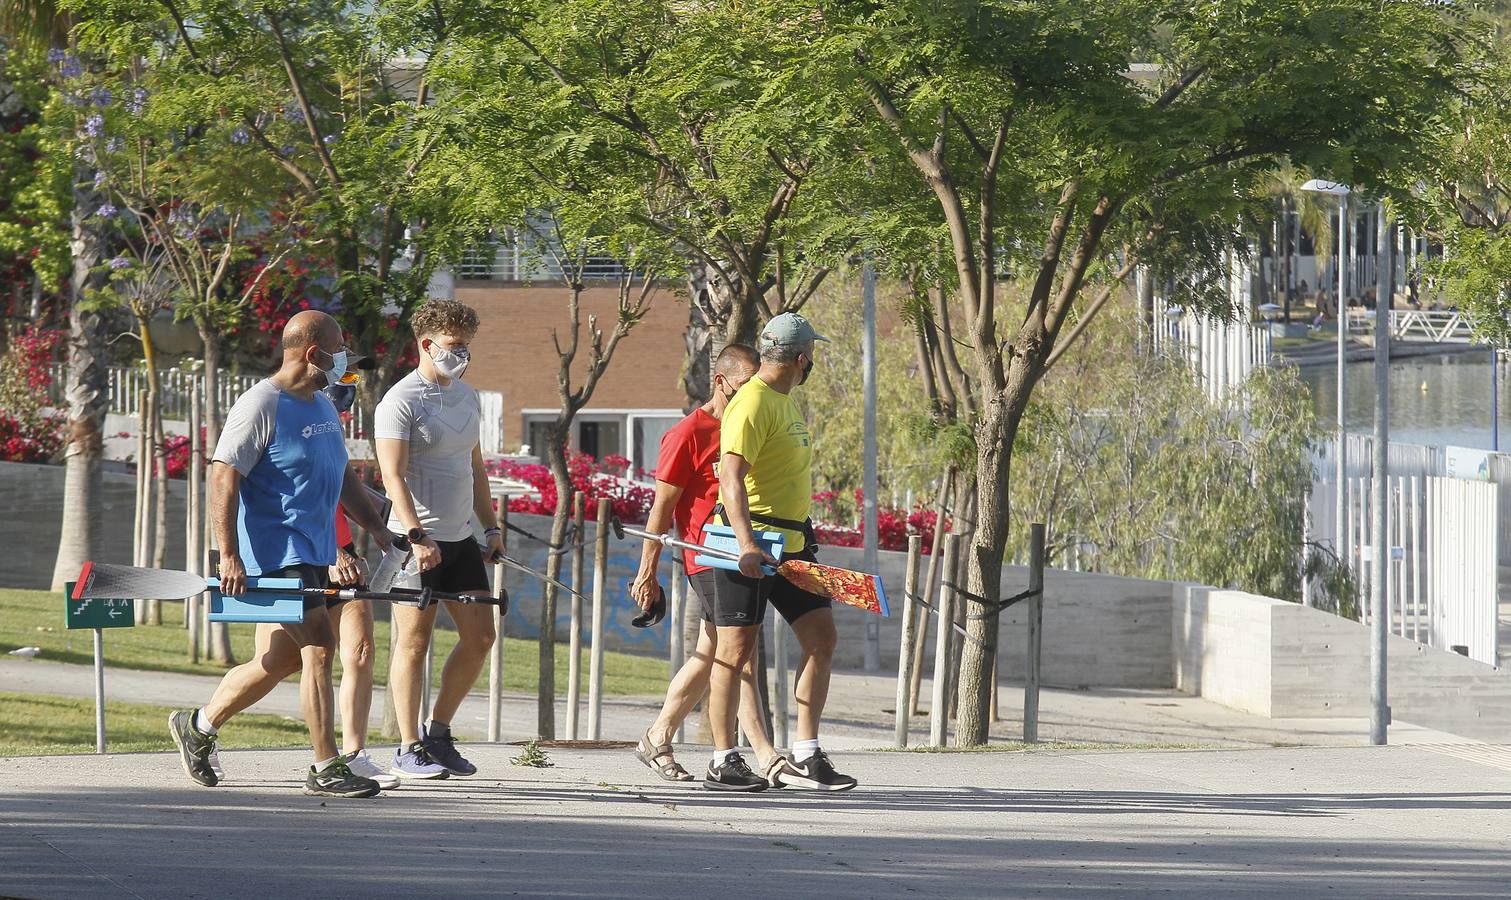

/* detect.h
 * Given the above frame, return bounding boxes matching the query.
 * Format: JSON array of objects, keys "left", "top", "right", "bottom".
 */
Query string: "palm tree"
[
  {"left": 3, "top": 2, "right": 117, "bottom": 592},
  {"left": 1258, "top": 163, "right": 1336, "bottom": 322}
]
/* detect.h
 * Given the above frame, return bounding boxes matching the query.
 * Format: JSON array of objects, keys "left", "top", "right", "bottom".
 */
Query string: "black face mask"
[
  {"left": 798, "top": 357, "right": 814, "bottom": 385},
  {"left": 322, "top": 383, "right": 357, "bottom": 414}
]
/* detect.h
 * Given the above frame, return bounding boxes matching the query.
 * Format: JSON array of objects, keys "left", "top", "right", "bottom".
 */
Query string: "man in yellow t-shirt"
[{"left": 707, "top": 312, "right": 857, "bottom": 793}]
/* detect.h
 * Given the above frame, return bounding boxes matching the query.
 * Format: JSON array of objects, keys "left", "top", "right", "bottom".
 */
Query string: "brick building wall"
[{"left": 455, "top": 281, "right": 691, "bottom": 452}]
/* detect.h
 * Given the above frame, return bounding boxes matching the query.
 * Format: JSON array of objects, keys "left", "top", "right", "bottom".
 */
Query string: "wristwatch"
[{"left": 407, "top": 526, "right": 428, "bottom": 543}]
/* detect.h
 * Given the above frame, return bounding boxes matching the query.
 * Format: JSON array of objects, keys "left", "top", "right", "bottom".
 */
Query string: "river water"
[{"left": 1299, "top": 348, "right": 1503, "bottom": 450}]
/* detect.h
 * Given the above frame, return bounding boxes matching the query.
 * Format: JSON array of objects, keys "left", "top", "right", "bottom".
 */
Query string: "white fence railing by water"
[
  {"left": 1316, "top": 435, "right": 1511, "bottom": 563},
  {"left": 50, "top": 365, "right": 506, "bottom": 454},
  {"left": 1308, "top": 476, "right": 1499, "bottom": 665},
  {"left": 1346, "top": 309, "right": 1477, "bottom": 344}
]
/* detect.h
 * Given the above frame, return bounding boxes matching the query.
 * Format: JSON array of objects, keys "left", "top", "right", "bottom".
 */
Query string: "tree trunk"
[
  {"left": 197, "top": 319, "right": 222, "bottom": 454},
  {"left": 49, "top": 185, "right": 113, "bottom": 593},
  {"left": 144, "top": 322, "right": 167, "bottom": 624},
  {"left": 681, "top": 265, "right": 716, "bottom": 409},
  {"left": 195, "top": 319, "right": 234, "bottom": 663},
  {"left": 954, "top": 381, "right": 1025, "bottom": 746},
  {"left": 537, "top": 426, "right": 572, "bottom": 739}
]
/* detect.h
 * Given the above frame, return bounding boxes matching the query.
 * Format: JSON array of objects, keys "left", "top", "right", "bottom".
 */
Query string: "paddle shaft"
[{"left": 616, "top": 523, "right": 742, "bottom": 563}]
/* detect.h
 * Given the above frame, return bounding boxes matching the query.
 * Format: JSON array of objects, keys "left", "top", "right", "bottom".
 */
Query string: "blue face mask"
[{"left": 318, "top": 349, "right": 350, "bottom": 388}]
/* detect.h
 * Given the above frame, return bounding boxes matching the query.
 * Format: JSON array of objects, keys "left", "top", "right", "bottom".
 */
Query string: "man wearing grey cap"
[{"left": 707, "top": 312, "right": 857, "bottom": 792}]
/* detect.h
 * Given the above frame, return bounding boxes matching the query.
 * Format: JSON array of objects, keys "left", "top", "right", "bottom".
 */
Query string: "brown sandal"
[{"left": 634, "top": 729, "right": 693, "bottom": 782}]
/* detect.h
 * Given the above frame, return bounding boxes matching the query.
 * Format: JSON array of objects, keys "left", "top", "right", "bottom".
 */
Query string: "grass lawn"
[
  {"left": 0, "top": 588, "right": 666, "bottom": 697},
  {"left": 0, "top": 690, "right": 327, "bottom": 756}
]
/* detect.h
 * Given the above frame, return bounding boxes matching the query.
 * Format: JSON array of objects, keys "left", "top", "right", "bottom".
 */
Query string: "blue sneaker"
[
  {"left": 391, "top": 741, "right": 448, "bottom": 780},
  {"left": 423, "top": 723, "right": 477, "bottom": 777}
]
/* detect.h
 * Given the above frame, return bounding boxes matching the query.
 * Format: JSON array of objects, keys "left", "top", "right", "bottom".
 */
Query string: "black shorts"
[
  {"left": 710, "top": 545, "right": 829, "bottom": 628},
  {"left": 422, "top": 538, "right": 490, "bottom": 594},
  {"left": 688, "top": 570, "right": 718, "bottom": 622},
  {"left": 260, "top": 563, "right": 331, "bottom": 611}
]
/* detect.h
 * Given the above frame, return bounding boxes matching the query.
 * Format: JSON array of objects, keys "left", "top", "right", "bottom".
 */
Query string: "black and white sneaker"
[
  {"left": 304, "top": 759, "right": 381, "bottom": 798},
  {"left": 781, "top": 751, "right": 857, "bottom": 792},
  {"left": 704, "top": 753, "right": 768, "bottom": 792},
  {"left": 168, "top": 709, "right": 220, "bottom": 787}
]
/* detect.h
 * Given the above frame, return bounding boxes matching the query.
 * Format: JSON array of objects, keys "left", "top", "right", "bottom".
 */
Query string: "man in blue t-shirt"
[{"left": 167, "top": 310, "right": 394, "bottom": 799}]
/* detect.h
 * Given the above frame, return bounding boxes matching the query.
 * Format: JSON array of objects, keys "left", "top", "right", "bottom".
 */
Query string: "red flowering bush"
[
  {"left": 482, "top": 449, "right": 944, "bottom": 553},
  {"left": 486, "top": 451, "right": 655, "bottom": 525},
  {"left": 161, "top": 428, "right": 211, "bottom": 479},
  {"left": 0, "top": 327, "right": 66, "bottom": 463}
]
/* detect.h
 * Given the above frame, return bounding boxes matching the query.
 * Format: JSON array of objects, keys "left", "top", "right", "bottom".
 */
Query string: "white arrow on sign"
[{"left": 109, "top": 606, "right": 121, "bottom": 619}]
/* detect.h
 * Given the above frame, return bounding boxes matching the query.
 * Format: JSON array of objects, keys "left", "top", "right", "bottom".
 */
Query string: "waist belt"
[{"left": 711, "top": 504, "right": 818, "bottom": 550}]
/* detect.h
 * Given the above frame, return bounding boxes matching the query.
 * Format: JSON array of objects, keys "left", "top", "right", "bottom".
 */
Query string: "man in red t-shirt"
[{"left": 631, "top": 344, "right": 797, "bottom": 787}]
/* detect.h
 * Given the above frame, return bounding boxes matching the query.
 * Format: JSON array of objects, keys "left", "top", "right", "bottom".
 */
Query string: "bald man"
[{"left": 168, "top": 311, "right": 395, "bottom": 798}]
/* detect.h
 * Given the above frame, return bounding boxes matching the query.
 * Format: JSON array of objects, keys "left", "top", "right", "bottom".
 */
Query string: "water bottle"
[{"left": 369, "top": 534, "right": 412, "bottom": 592}]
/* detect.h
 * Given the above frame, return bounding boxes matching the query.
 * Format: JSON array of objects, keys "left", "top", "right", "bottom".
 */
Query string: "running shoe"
[
  {"left": 304, "top": 758, "right": 381, "bottom": 798},
  {"left": 391, "top": 741, "right": 449, "bottom": 779},
  {"left": 781, "top": 750, "right": 858, "bottom": 792},
  {"left": 422, "top": 724, "right": 477, "bottom": 777},
  {"left": 704, "top": 753, "right": 768, "bottom": 792},
  {"left": 344, "top": 749, "right": 400, "bottom": 790},
  {"left": 167, "top": 709, "right": 219, "bottom": 787},
  {"left": 761, "top": 754, "right": 803, "bottom": 790}
]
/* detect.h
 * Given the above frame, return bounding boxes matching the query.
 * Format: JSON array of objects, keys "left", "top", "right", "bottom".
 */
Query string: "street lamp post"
[
  {"left": 1368, "top": 203, "right": 1393, "bottom": 746},
  {"left": 1300, "top": 180, "right": 1351, "bottom": 563},
  {"left": 1258, "top": 302, "right": 1282, "bottom": 361}
]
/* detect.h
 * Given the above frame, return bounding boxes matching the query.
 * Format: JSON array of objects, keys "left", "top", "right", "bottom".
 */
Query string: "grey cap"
[{"left": 759, "top": 312, "right": 829, "bottom": 349}]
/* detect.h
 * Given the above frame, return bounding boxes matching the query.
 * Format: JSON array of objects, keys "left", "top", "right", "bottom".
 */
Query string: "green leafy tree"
[
  {"left": 1426, "top": 3, "right": 1511, "bottom": 342},
  {"left": 3, "top": 1, "right": 123, "bottom": 593},
  {"left": 439, "top": 0, "right": 854, "bottom": 404},
  {"left": 66, "top": 0, "right": 473, "bottom": 437},
  {"left": 0, "top": 40, "right": 70, "bottom": 336},
  {"left": 799, "top": 0, "right": 1474, "bottom": 745}
]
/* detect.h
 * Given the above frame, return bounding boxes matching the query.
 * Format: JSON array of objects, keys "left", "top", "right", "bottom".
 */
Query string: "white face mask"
[
  {"left": 428, "top": 342, "right": 470, "bottom": 380},
  {"left": 318, "top": 349, "right": 349, "bottom": 388}
]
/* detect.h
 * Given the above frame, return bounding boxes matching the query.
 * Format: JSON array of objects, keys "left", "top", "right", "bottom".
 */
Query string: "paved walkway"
[
  {"left": 5, "top": 743, "right": 1511, "bottom": 898},
  {"left": 0, "top": 657, "right": 1472, "bottom": 750}
]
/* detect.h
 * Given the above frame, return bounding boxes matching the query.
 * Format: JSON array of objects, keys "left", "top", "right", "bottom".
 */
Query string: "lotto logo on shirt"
[
  {"left": 300, "top": 421, "right": 343, "bottom": 439},
  {"left": 787, "top": 421, "right": 810, "bottom": 448}
]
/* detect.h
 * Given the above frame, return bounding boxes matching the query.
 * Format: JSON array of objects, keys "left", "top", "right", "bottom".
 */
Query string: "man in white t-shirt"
[{"left": 376, "top": 300, "right": 502, "bottom": 779}]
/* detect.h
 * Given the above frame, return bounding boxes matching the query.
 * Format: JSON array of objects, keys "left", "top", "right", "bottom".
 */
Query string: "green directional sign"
[{"left": 63, "top": 582, "right": 135, "bottom": 630}]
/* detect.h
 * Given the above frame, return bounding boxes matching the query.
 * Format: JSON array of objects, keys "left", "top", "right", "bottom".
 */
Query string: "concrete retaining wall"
[
  {"left": 1174, "top": 585, "right": 1511, "bottom": 741},
  {"left": 0, "top": 461, "right": 187, "bottom": 590}
]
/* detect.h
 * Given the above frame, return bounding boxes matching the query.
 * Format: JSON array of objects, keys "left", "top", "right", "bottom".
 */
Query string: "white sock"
[
  {"left": 712, "top": 748, "right": 737, "bottom": 766},
  {"left": 793, "top": 739, "right": 820, "bottom": 763},
  {"left": 313, "top": 755, "right": 338, "bottom": 772},
  {"left": 194, "top": 709, "right": 219, "bottom": 736}
]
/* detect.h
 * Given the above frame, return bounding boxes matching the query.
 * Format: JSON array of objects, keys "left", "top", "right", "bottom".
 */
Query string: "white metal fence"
[
  {"left": 1151, "top": 297, "right": 1272, "bottom": 403},
  {"left": 49, "top": 364, "right": 506, "bottom": 453},
  {"left": 1308, "top": 475, "right": 1499, "bottom": 664},
  {"left": 1316, "top": 435, "right": 1511, "bottom": 563}
]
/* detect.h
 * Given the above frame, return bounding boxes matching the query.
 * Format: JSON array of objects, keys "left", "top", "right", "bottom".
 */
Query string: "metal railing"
[
  {"left": 456, "top": 239, "right": 630, "bottom": 282},
  {"left": 1346, "top": 309, "right": 1477, "bottom": 344}
]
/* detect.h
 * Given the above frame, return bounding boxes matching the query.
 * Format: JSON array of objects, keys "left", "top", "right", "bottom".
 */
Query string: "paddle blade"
[
  {"left": 777, "top": 560, "right": 889, "bottom": 616},
  {"left": 73, "top": 562, "right": 207, "bottom": 601}
]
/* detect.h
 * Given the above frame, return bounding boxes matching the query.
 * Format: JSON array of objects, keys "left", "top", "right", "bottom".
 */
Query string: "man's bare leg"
[
  {"left": 787, "top": 607, "right": 837, "bottom": 743},
  {"left": 429, "top": 597, "right": 496, "bottom": 726},
  {"left": 388, "top": 601, "right": 438, "bottom": 746},
  {"left": 709, "top": 624, "right": 760, "bottom": 752},
  {"left": 294, "top": 605, "right": 341, "bottom": 763},
  {"left": 201, "top": 621, "right": 306, "bottom": 728},
  {"left": 329, "top": 599, "right": 375, "bottom": 754},
  {"left": 647, "top": 622, "right": 777, "bottom": 765}
]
